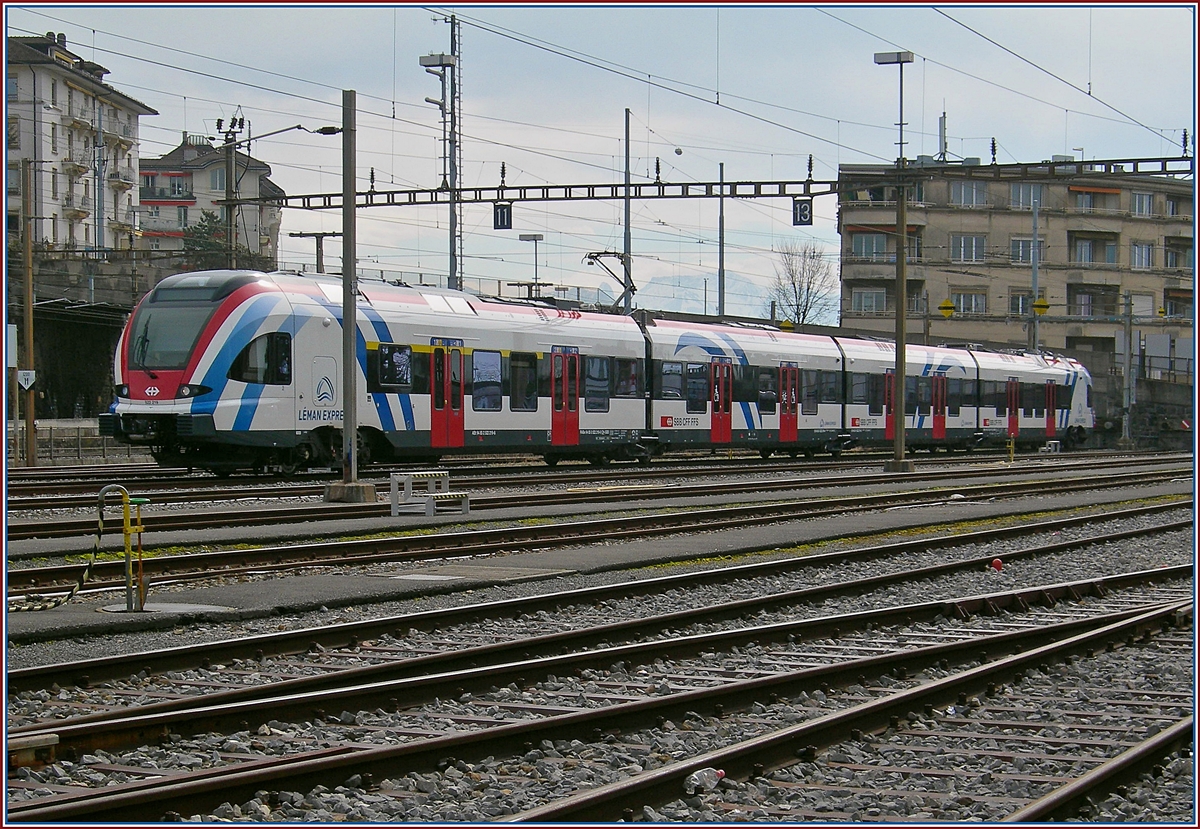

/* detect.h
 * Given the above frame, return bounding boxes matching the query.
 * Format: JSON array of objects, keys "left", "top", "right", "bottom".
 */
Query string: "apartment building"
[
  {"left": 837, "top": 156, "right": 1194, "bottom": 373},
  {"left": 7, "top": 32, "right": 157, "bottom": 251},
  {"left": 138, "top": 132, "right": 284, "bottom": 262}
]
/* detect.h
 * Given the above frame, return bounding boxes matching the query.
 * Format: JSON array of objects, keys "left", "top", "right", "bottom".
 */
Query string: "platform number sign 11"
[
  {"left": 493, "top": 201, "right": 513, "bottom": 230},
  {"left": 792, "top": 197, "right": 813, "bottom": 226}
]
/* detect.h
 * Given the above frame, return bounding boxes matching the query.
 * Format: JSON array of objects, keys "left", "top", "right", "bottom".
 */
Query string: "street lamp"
[
  {"left": 874, "top": 50, "right": 915, "bottom": 473},
  {"left": 519, "top": 233, "right": 544, "bottom": 298}
]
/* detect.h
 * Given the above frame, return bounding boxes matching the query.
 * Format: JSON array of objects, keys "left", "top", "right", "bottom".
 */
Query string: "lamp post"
[
  {"left": 421, "top": 52, "right": 459, "bottom": 290},
  {"left": 519, "top": 233, "right": 544, "bottom": 298},
  {"left": 874, "top": 50, "right": 915, "bottom": 473}
]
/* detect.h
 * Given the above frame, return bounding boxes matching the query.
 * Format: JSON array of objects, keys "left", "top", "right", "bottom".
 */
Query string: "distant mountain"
[{"left": 633, "top": 270, "right": 772, "bottom": 318}]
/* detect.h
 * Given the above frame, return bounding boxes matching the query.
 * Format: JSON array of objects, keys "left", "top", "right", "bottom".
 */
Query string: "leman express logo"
[
  {"left": 661, "top": 415, "right": 700, "bottom": 428},
  {"left": 315, "top": 376, "right": 336, "bottom": 405}
]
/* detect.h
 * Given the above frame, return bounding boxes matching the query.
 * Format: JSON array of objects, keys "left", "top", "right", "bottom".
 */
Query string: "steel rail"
[
  {"left": 6, "top": 457, "right": 1189, "bottom": 545},
  {"left": 503, "top": 601, "right": 1193, "bottom": 823},
  {"left": 7, "top": 506, "right": 1190, "bottom": 695},
  {"left": 1002, "top": 715, "right": 1195, "bottom": 822},
  {"left": 8, "top": 597, "right": 1189, "bottom": 823},
  {"left": 9, "top": 564, "right": 1192, "bottom": 758}
]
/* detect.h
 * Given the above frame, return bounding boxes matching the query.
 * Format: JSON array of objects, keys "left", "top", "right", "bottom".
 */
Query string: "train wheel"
[
  {"left": 589, "top": 454, "right": 611, "bottom": 467},
  {"left": 544, "top": 455, "right": 560, "bottom": 467},
  {"left": 760, "top": 448, "right": 773, "bottom": 459}
]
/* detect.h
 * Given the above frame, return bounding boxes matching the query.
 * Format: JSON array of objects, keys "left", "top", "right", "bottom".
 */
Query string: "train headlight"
[
  {"left": 175, "top": 384, "right": 212, "bottom": 398},
  {"left": 115, "top": 384, "right": 130, "bottom": 398}
]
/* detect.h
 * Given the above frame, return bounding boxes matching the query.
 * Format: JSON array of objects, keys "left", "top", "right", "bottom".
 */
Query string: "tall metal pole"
[
  {"left": 623, "top": 108, "right": 632, "bottom": 314},
  {"left": 22, "top": 159, "right": 36, "bottom": 466},
  {"left": 718, "top": 162, "right": 726, "bottom": 318},
  {"left": 341, "top": 89, "right": 358, "bottom": 485},
  {"left": 1029, "top": 198, "right": 1040, "bottom": 351},
  {"left": 448, "top": 20, "right": 459, "bottom": 291},
  {"left": 226, "top": 135, "right": 237, "bottom": 269},
  {"left": 1120, "top": 290, "right": 1135, "bottom": 449}
]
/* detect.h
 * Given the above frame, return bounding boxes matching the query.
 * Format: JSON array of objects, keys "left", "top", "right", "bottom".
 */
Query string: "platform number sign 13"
[{"left": 792, "top": 197, "right": 813, "bottom": 226}]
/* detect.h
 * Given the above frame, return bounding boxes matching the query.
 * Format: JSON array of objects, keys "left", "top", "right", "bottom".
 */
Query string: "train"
[{"left": 100, "top": 269, "right": 1095, "bottom": 474}]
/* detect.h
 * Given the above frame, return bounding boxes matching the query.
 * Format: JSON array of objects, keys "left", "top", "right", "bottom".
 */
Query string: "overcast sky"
[{"left": 6, "top": 3, "right": 1196, "bottom": 317}]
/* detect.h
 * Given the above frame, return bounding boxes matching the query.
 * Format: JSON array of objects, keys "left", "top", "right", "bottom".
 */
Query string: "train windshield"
[{"left": 127, "top": 302, "right": 217, "bottom": 370}]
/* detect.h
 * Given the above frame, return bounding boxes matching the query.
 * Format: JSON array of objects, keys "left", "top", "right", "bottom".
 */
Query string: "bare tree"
[{"left": 767, "top": 240, "right": 839, "bottom": 327}]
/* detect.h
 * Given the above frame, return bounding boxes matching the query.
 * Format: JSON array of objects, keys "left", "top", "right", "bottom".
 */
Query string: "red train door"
[
  {"left": 932, "top": 375, "right": 947, "bottom": 440},
  {"left": 430, "top": 345, "right": 464, "bottom": 449},
  {"left": 1045, "top": 381, "right": 1057, "bottom": 438},
  {"left": 551, "top": 350, "right": 580, "bottom": 447},
  {"left": 779, "top": 365, "right": 798, "bottom": 443},
  {"left": 1006, "top": 379, "right": 1020, "bottom": 438},
  {"left": 711, "top": 360, "right": 732, "bottom": 444},
  {"left": 884, "top": 370, "right": 896, "bottom": 441}
]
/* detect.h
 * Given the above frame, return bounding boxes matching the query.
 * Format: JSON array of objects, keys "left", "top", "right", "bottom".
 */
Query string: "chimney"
[{"left": 57, "top": 33, "right": 66, "bottom": 47}]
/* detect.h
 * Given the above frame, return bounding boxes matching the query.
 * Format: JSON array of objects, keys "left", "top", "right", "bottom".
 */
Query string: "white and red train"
[{"left": 101, "top": 269, "right": 1095, "bottom": 473}]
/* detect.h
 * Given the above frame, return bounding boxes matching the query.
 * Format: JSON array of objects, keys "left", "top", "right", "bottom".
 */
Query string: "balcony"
[
  {"left": 108, "top": 166, "right": 136, "bottom": 189},
  {"left": 140, "top": 185, "right": 194, "bottom": 202},
  {"left": 109, "top": 208, "right": 135, "bottom": 232},
  {"left": 64, "top": 103, "right": 94, "bottom": 131},
  {"left": 139, "top": 214, "right": 187, "bottom": 232},
  {"left": 62, "top": 154, "right": 90, "bottom": 176},
  {"left": 62, "top": 194, "right": 91, "bottom": 219}
]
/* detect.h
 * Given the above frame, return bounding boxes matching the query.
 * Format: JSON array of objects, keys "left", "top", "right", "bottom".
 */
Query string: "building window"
[
  {"left": 952, "top": 291, "right": 987, "bottom": 315},
  {"left": 1074, "top": 238, "right": 1117, "bottom": 265},
  {"left": 146, "top": 205, "right": 160, "bottom": 217},
  {"left": 851, "top": 232, "right": 887, "bottom": 260},
  {"left": 1009, "top": 289, "right": 1045, "bottom": 315},
  {"left": 1164, "top": 289, "right": 1193, "bottom": 319},
  {"left": 950, "top": 235, "right": 987, "bottom": 262},
  {"left": 142, "top": 174, "right": 156, "bottom": 189},
  {"left": 1166, "top": 197, "right": 1183, "bottom": 216},
  {"left": 1010, "top": 183, "right": 1042, "bottom": 209},
  {"left": 51, "top": 169, "right": 57, "bottom": 199},
  {"left": 6, "top": 73, "right": 17, "bottom": 100},
  {"left": 50, "top": 123, "right": 58, "bottom": 154},
  {"left": 1010, "top": 238, "right": 1044, "bottom": 263},
  {"left": 211, "top": 167, "right": 226, "bottom": 192},
  {"left": 7, "top": 115, "right": 20, "bottom": 149},
  {"left": 50, "top": 80, "right": 56, "bottom": 107},
  {"left": 950, "top": 181, "right": 987, "bottom": 206},
  {"left": 177, "top": 206, "right": 188, "bottom": 227},
  {"left": 1131, "top": 192, "right": 1153, "bottom": 217},
  {"left": 51, "top": 214, "right": 57, "bottom": 244},
  {"left": 149, "top": 238, "right": 160, "bottom": 250},
  {"left": 851, "top": 288, "right": 886, "bottom": 313},
  {"left": 170, "top": 178, "right": 187, "bottom": 196},
  {"left": 1165, "top": 245, "right": 1192, "bottom": 269},
  {"left": 1131, "top": 242, "right": 1153, "bottom": 270}
]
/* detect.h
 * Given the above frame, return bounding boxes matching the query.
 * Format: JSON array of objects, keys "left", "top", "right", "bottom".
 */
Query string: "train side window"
[
  {"left": 657, "top": 361, "right": 683, "bottom": 399},
  {"left": 432, "top": 348, "right": 445, "bottom": 410},
  {"left": 472, "top": 350, "right": 502, "bottom": 411},
  {"left": 510, "top": 352, "right": 538, "bottom": 411},
  {"left": 450, "top": 349, "right": 463, "bottom": 412},
  {"left": 866, "top": 373, "right": 885, "bottom": 416},
  {"left": 947, "top": 378, "right": 962, "bottom": 417},
  {"left": 849, "top": 373, "right": 868, "bottom": 405},
  {"left": 915, "top": 376, "right": 932, "bottom": 416},
  {"left": 614, "top": 359, "right": 640, "bottom": 398},
  {"left": 991, "top": 381, "right": 1007, "bottom": 416},
  {"left": 962, "top": 379, "right": 977, "bottom": 409},
  {"left": 904, "top": 376, "right": 918, "bottom": 416},
  {"left": 801, "top": 370, "right": 819, "bottom": 416},
  {"left": 685, "top": 363, "right": 709, "bottom": 413},
  {"left": 584, "top": 356, "right": 610, "bottom": 412},
  {"left": 757, "top": 370, "right": 777, "bottom": 414},
  {"left": 1057, "top": 384, "right": 1071, "bottom": 410},
  {"left": 228, "top": 332, "right": 291, "bottom": 385},
  {"left": 819, "top": 370, "right": 841, "bottom": 404},
  {"left": 377, "top": 344, "right": 412, "bottom": 388}
]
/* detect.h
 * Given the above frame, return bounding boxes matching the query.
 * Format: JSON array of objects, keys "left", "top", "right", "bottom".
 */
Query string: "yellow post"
[
  {"left": 1006, "top": 438, "right": 1015, "bottom": 463},
  {"left": 130, "top": 498, "right": 149, "bottom": 610}
]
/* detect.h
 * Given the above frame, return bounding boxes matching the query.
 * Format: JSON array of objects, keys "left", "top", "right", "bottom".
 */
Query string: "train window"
[
  {"left": 567, "top": 357, "right": 578, "bottom": 413},
  {"left": 757, "top": 370, "right": 777, "bottom": 415},
  {"left": 510, "top": 353, "right": 538, "bottom": 411},
  {"left": 228, "top": 332, "right": 291, "bottom": 385},
  {"left": 614, "top": 359, "right": 640, "bottom": 398},
  {"left": 849, "top": 373, "right": 868, "bottom": 405},
  {"left": 904, "top": 376, "right": 919, "bottom": 416},
  {"left": 867, "top": 374, "right": 885, "bottom": 416},
  {"left": 584, "top": 356, "right": 610, "bottom": 412},
  {"left": 128, "top": 303, "right": 219, "bottom": 370},
  {"left": 377, "top": 344, "right": 412, "bottom": 388},
  {"left": 801, "top": 370, "right": 819, "bottom": 416},
  {"left": 947, "top": 378, "right": 963, "bottom": 417},
  {"left": 1057, "top": 384, "right": 1071, "bottom": 410},
  {"left": 686, "top": 363, "right": 709, "bottom": 414},
  {"left": 915, "top": 377, "right": 932, "bottom": 416},
  {"left": 433, "top": 348, "right": 445, "bottom": 410},
  {"left": 657, "top": 361, "right": 684, "bottom": 399},
  {"left": 450, "top": 349, "right": 463, "bottom": 412},
  {"left": 819, "top": 371, "right": 841, "bottom": 404},
  {"left": 962, "top": 379, "right": 977, "bottom": 408},
  {"left": 992, "top": 382, "right": 1007, "bottom": 416},
  {"left": 472, "top": 351, "right": 502, "bottom": 411},
  {"left": 1021, "top": 383, "right": 1043, "bottom": 417}
]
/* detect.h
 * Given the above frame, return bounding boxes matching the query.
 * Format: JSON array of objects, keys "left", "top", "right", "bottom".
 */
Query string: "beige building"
[
  {"left": 7, "top": 32, "right": 156, "bottom": 252},
  {"left": 138, "top": 132, "right": 284, "bottom": 261},
  {"left": 837, "top": 156, "right": 1193, "bottom": 377}
]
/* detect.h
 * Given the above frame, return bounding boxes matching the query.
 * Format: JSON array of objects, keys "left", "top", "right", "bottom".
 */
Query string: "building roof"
[
  {"left": 141, "top": 135, "right": 271, "bottom": 176},
  {"left": 6, "top": 33, "right": 158, "bottom": 116}
]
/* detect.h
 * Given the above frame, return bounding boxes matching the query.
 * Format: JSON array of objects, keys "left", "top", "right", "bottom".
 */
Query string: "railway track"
[
  {"left": 8, "top": 576, "right": 1191, "bottom": 822},
  {"left": 6, "top": 454, "right": 1190, "bottom": 546},
  {"left": 6, "top": 463, "right": 1190, "bottom": 598},
  {"left": 6, "top": 449, "right": 1184, "bottom": 503}
]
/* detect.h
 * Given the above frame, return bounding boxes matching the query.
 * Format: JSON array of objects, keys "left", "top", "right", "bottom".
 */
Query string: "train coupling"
[{"left": 826, "top": 433, "right": 858, "bottom": 453}]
